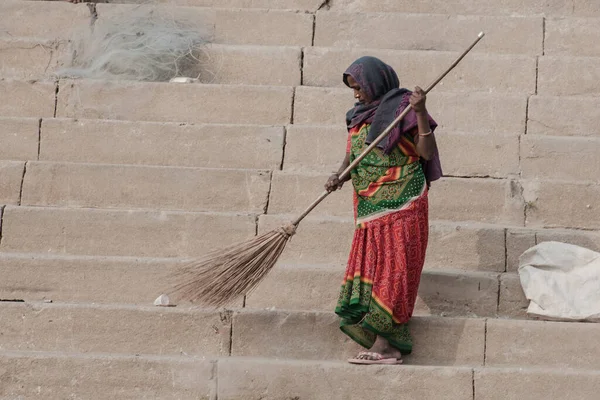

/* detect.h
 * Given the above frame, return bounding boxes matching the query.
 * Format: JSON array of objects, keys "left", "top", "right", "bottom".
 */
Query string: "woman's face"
[{"left": 346, "top": 75, "right": 372, "bottom": 105}]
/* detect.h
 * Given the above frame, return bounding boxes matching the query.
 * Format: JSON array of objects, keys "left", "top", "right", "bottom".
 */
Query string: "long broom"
[{"left": 171, "top": 32, "right": 485, "bottom": 308}]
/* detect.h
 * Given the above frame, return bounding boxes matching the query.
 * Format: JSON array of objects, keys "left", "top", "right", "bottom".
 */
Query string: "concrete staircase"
[{"left": 1, "top": 0, "right": 599, "bottom": 398}]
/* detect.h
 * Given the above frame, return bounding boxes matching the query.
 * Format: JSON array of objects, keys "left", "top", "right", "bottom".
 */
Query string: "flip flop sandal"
[{"left": 348, "top": 352, "right": 402, "bottom": 365}]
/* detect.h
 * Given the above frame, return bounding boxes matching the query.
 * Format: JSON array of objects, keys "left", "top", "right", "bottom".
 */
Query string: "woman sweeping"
[{"left": 325, "top": 56, "right": 442, "bottom": 365}]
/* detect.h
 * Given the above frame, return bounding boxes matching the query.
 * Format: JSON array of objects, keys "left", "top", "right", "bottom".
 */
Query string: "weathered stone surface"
[
  {"left": 259, "top": 214, "right": 353, "bottom": 265},
  {"left": 268, "top": 171, "right": 354, "bottom": 217},
  {"left": 436, "top": 132, "right": 520, "bottom": 178},
  {"left": 486, "top": 318, "right": 600, "bottom": 369},
  {"left": 545, "top": 17, "right": 600, "bottom": 57},
  {"left": 199, "top": 44, "right": 301, "bottom": 85},
  {"left": 535, "top": 228, "right": 600, "bottom": 253},
  {"left": 521, "top": 135, "right": 600, "bottom": 181},
  {"left": 0, "top": 0, "right": 90, "bottom": 40},
  {"left": 0, "top": 303, "right": 230, "bottom": 356},
  {"left": 523, "top": 180, "right": 600, "bottom": 229},
  {"left": 233, "top": 311, "right": 484, "bottom": 366},
  {"left": 247, "top": 266, "right": 500, "bottom": 317},
  {"left": 158, "top": 0, "right": 324, "bottom": 9},
  {"left": 0, "top": 117, "right": 39, "bottom": 161},
  {"left": 104, "top": 0, "right": 324, "bottom": 10},
  {"left": 0, "top": 39, "right": 62, "bottom": 80},
  {"left": 218, "top": 357, "right": 473, "bottom": 400},
  {"left": 429, "top": 178, "right": 524, "bottom": 225},
  {"left": 329, "top": 0, "right": 574, "bottom": 16},
  {"left": 304, "top": 47, "right": 536, "bottom": 94},
  {"left": 283, "top": 125, "right": 348, "bottom": 172},
  {"left": 314, "top": 12, "right": 543, "bottom": 55},
  {"left": 538, "top": 56, "right": 600, "bottom": 96},
  {"left": 528, "top": 96, "right": 600, "bottom": 137},
  {"left": 475, "top": 368, "right": 600, "bottom": 400},
  {"left": 293, "top": 87, "right": 527, "bottom": 134},
  {"left": 22, "top": 161, "right": 271, "bottom": 213},
  {"left": 426, "top": 222, "right": 506, "bottom": 272},
  {"left": 415, "top": 270, "right": 499, "bottom": 318},
  {"left": 0, "top": 253, "right": 182, "bottom": 304},
  {"left": 0, "top": 80, "right": 56, "bottom": 118},
  {"left": 498, "top": 273, "right": 528, "bottom": 318},
  {"left": 40, "top": 119, "right": 284, "bottom": 169},
  {"left": 0, "top": 206, "right": 256, "bottom": 257},
  {"left": 0, "top": 353, "right": 216, "bottom": 400},
  {"left": 260, "top": 216, "right": 506, "bottom": 270},
  {"left": 0, "top": 161, "right": 25, "bottom": 205},
  {"left": 293, "top": 86, "right": 351, "bottom": 125},
  {"left": 213, "top": 9, "right": 313, "bottom": 46},
  {"left": 97, "top": 4, "right": 313, "bottom": 46},
  {"left": 57, "top": 80, "right": 293, "bottom": 124},
  {"left": 506, "top": 229, "right": 536, "bottom": 272}
]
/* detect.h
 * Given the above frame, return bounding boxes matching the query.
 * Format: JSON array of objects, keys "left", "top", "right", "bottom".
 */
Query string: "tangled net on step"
[{"left": 56, "top": 5, "right": 211, "bottom": 82}]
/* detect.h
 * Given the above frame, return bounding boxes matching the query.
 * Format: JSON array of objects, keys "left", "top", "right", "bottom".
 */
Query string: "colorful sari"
[{"left": 335, "top": 122, "right": 429, "bottom": 354}]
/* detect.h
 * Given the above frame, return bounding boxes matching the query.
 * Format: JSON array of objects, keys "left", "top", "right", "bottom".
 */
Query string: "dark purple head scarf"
[{"left": 343, "top": 56, "right": 443, "bottom": 185}]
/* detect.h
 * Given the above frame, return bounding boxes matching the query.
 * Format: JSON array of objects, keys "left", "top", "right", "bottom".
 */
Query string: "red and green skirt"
[{"left": 334, "top": 192, "right": 429, "bottom": 354}]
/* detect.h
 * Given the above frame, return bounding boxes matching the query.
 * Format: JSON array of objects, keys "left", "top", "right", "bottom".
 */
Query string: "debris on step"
[{"left": 154, "top": 294, "right": 175, "bottom": 307}]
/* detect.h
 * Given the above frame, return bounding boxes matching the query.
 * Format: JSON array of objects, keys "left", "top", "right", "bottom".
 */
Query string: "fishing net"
[{"left": 56, "top": 4, "right": 211, "bottom": 82}]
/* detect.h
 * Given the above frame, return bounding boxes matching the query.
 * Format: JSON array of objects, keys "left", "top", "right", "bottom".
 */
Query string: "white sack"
[{"left": 519, "top": 241, "right": 600, "bottom": 322}]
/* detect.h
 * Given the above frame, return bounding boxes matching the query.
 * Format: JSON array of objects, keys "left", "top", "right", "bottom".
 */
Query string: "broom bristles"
[{"left": 171, "top": 224, "right": 296, "bottom": 308}]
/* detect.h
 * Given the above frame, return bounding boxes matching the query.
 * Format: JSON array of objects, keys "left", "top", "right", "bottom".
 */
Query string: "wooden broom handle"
[{"left": 291, "top": 32, "right": 485, "bottom": 227}]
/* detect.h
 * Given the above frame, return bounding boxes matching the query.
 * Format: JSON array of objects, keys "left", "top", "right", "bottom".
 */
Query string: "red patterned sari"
[{"left": 335, "top": 122, "right": 428, "bottom": 354}]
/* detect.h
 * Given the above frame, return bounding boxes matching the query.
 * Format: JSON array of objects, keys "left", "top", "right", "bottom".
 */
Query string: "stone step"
[
  {"left": 0, "top": 302, "right": 488, "bottom": 365},
  {"left": 293, "top": 86, "right": 527, "bottom": 133},
  {"left": 4, "top": 351, "right": 599, "bottom": 400},
  {"left": 0, "top": 161, "right": 25, "bottom": 205},
  {"left": 328, "top": 0, "right": 599, "bottom": 18},
  {"left": 0, "top": 351, "right": 216, "bottom": 400},
  {"left": 0, "top": 0, "right": 90, "bottom": 41},
  {"left": 304, "top": 47, "right": 536, "bottom": 94},
  {"left": 39, "top": 119, "right": 284, "bottom": 170},
  {"left": 0, "top": 79, "right": 56, "bottom": 118},
  {"left": 260, "top": 215, "right": 507, "bottom": 271},
  {"left": 314, "top": 11, "right": 543, "bottom": 56},
  {"left": 97, "top": 4, "right": 313, "bottom": 47},
  {"left": 0, "top": 38, "right": 63, "bottom": 80},
  {"left": 0, "top": 302, "right": 232, "bottom": 356},
  {"left": 283, "top": 125, "right": 521, "bottom": 178},
  {"left": 521, "top": 135, "right": 600, "bottom": 181},
  {"left": 0, "top": 253, "right": 183, "bottom": 305},
  {"left": 21, "top": 161, "right": 271, "bottom": 213},
  {"left": 538, "top": 55, "right": 600, "bottom": 96},
  {"left": 268, "top": 172, "right": 525, "bottom": 225},
  {"left": 0, "top": 252, "right": 520, "bottom": 317},
  {"left": 56, "top": 80, "right": 293, "bottom": 125},
  {"left": 247, "top": 265, "right": 506, "bottom": 317},
  {"left": 99, "top": 0, "right": 325, "bottom": 10},
  {"left": 528, "top": 95, "right": 600, "bottom": 137},
  {"left": 545, "top": 17, "right": 600, "bottom": 57},
  {"left": 485, "top": 318, "right": 600, "bottom": 370},
  {"left": 0, "top": 206, "right": 256, "bottom": 258},
  {"left": 475, "top": 367, "right": 600, "bottom": 400},
  {"left": 523, "top": 179, "right": 600, "bottom": 230},
  {"left": 199, "top": 44, "right": 301, "bottom": 86},
  {"left": 0, "top": 117, "right": 40, "bottom": 161}
]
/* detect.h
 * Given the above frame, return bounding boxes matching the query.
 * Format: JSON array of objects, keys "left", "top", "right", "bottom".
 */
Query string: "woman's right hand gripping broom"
[
  {"left": 325, "top": 153, "right": 351, "bottom": 192},
  {"left": 325, "top": 174, "right": 345, "bottom": 192}
]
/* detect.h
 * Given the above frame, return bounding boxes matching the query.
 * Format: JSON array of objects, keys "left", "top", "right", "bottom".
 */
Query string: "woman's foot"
[
  {"left": 348, "top": 336, "right": 403, "bottom": 365},
  {"left": 369, "top": 335, "right": 403, "bottom": 360}
]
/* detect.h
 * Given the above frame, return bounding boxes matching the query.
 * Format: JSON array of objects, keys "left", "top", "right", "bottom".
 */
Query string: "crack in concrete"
[
  {"left": 0, "top": 206, "right": 4, "bottom": 247},
  {"left": 280, "top": 126, "right": 288, "bottom": 171},
  {"left": 18, "top": 161, "right": 28, "bottom": 206},
  {"left": 317, "top": 0, "right": 332, "bottom": 11},
  {"left": 53, "top": 80, "right": 60, "bottom": 118},
  {"left": 37, "top": 118, "right": 42, "bottom": 161}
]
